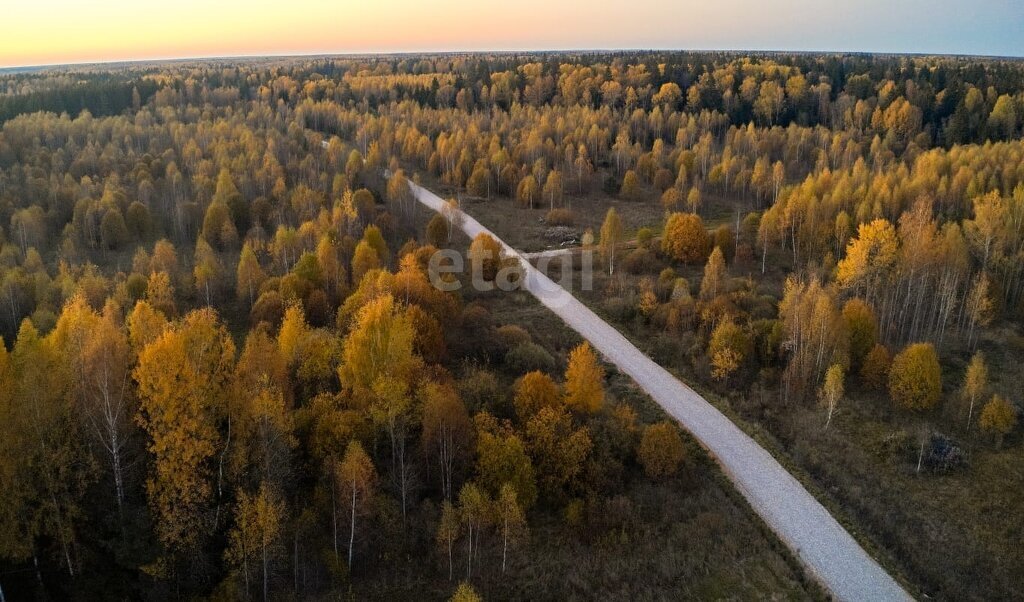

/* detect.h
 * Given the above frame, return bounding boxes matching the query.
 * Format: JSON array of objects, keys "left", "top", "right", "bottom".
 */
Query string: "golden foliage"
[
  {"left": 661, "top": 212, "right": 710, "bottom": 264},
  {"left": 699, "top": 246, "right": 727, "bottom": 300},
  {"left": 708, "top": 320, "right": 750, "bottom": 380},
  {"left": 889, "top": 343, "right": 942, "bottom": 411},
  {"left": 524, "top": 406, "right": 591, "bottom": 499},
  {"left": 513, "top": 371, "right": 561, "bottom": 420},
  {"left": 474, "top": 415, "right": 537, "bottom": 508},
  {"left": 564, "top": 342, "right": 605, "bottom": 413},
  {"left": 979, "top": 395, "right": 1017, "bottom": 446},
  {"left": 468, "top": 233, "right": 504, "bottom": 282},
  {"left": 339, "top": 294, "right": 417, "bottom": 395},
  {"left": 638, "top": 421, "right": 685, "bottom": 479},
  {"left": 860, "top": 344, "right": 891, "bottom": 390},
  {"left": 134, "top": 309, "right": 235, "bottom": 552}
]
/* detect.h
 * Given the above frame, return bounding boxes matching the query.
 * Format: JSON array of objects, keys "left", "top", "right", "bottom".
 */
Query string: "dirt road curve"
[{"left": 410, "top": 182, "right": 912, "bottom": 602}]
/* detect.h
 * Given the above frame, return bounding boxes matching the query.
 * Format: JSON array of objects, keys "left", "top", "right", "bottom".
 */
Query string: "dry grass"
[{"left": 427, "top": 178, "right": 667, "bottom": 253}]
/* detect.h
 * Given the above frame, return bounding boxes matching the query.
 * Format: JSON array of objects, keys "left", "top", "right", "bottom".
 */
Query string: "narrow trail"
[
  {"left": 519, "top": 239, "right": 639, "bottom": 260},
  {"left": 410, "top": 181, "right": 912, "bottom": 602}
]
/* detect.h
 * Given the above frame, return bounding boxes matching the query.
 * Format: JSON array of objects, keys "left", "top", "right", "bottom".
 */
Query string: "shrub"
[
  {"left": 426, "top": 214, "right": 448, "bottom": 247},
  {"left": 979, "top": 394, "right": 1017, "bottom": 448},
  {"left": 601, "top": 296, "right": 634, "bottom": 322},
  {"left": 656, "top": 267, "right": 677, "bottom": 294},
  {"left": 636, "top": 227, "right": 655, "bottom": 248},
  {"left": 661, "top": 212, "right": 710, "bottom": 264},
  {"left": 468, "top": 232, "right": 503, "bottom": 281},
  {"left": 621, "top": 247, "right": 659, "bottom": 274},
  {"left": 639, "top": 421, "right": 686, "bottom": 478},
  {"left": 619, "top": 170, "right": 640, "bottom": 200},
  {"left": 505, "top": 342, "right": 557, "bottom": 374},
  {"left": 564, "top": 498, "right": 585, "bottom": 527},
  {"left": 922, "top": 432, "right": 967, "bottom": 472},
  {"left": 452, "top": 303, "right": 501, "bottom": 360},
  {"left": 877, "top": 429, "right": 914, "bottom": 464},
  {"left": 545, "top": 208, "right": 575, "bottom": 226},
  {"left": 451, "top": 582, "right": 482, "bottom": 602},
  {"left": 670, "top": 278, "right": 691, "bottom": 300},
  {"left": 513, "top": 371, "right": 560, "bottom": 419},
  {"left": 860, "top": 343, "right": 891, "bottom": 390},
  {"left": 496, "top": 324, "right": 532, "bottom": 349},
  {"left": 889, "top": 343, "right": 942, "bottom": 411},
  {"left": 459, "top": 367, "right": 502, "bottom": 414},
  {"left": 708, "top": 321, "right": 751, "bottom": 381}
]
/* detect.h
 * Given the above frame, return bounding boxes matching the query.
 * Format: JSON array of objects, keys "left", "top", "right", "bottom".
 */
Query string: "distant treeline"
[{"left": 0, "top": 77, "right": 159, "bottom": 123}]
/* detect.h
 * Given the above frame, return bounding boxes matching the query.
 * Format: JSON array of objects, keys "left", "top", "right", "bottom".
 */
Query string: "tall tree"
[
  {"left": 468, "top": 233, "right": 504, "bottom": 283},
  {"left": 599, "top": 208, "right": 623, "bottom": 275},
  {"left": 421, "top": 382, "right": 472, "bottom": 500},
  {"left": 334, "top": 441, "right": 377, "bottom": 568},
  {"left": 495, "top": 484, "right": 526, "bottom": 574},
  {"left": 8, "top": 320, "right": 90, "bottom": 577},
  {"left": 436, "top": 500, "right": 461, "bottom": 581},
  {"left": 236, "top": 242, "right": 267, "bottom": 307},
  {"left": 708, "top": 320, "right": 751, "bottom": 381},
  {"left": 127, "top": 299, "right": 168, "bottom": 353},
  {"left": 512, "top": 371, "right": 560, "bottom": 420},
  {"left": 778, "top": 277, "right": 848, "bottom": 402},
  {"left": 226, "top": 484, "right": 285, "bottom": 602},
  {"left": 961, "top": 352, "right": 988, "bottom": 430},
  {"left": 699, "top": 246, "right": 727, "bottom": 300},
  {"left": 475, "top": 416, "right": 537, "bottom": 509},
  {"left": 457, "top": 483, "right": 490, "bottom": 580},
  {"left": 819, "top": 364, "right": 845, "bottom": 430},
  {"left": 339, "top": 294, "right": 417, "bottom": 394},
  {"left": 524, "top": 406, "right": 591, "bottom": 500},
  {"left": 842, "top": 299, "right": 878, "bottom": 370},
  {"left": 134, "top": 309, "right": 235, "bottom": 560},
  {"left": 79, "top": 309, "right": 135, "bottom": 518}
]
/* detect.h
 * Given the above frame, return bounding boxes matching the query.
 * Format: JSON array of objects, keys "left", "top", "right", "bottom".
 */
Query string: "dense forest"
[{"left": 1, "top": 51, "right": 1023, "bottom": 600}]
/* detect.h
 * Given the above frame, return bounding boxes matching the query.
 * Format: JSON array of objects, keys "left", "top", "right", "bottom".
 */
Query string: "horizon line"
[{"left": 4, "top": 46, "right": 1024, "bottom": 72}]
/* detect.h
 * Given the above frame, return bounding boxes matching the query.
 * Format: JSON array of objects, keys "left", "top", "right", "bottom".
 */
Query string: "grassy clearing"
[{"left": 426, "top": 177, "right": 741, "bottom": 253}]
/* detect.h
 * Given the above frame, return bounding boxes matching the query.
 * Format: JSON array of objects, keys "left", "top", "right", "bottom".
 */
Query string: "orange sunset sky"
[{"left": 2, "top": 0, "right": 1022, "bottom": 68}]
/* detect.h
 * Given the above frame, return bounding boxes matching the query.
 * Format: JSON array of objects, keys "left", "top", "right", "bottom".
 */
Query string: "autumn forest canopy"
[{"left": 1, "top": 51, "right": 1024, "bottom": 600}]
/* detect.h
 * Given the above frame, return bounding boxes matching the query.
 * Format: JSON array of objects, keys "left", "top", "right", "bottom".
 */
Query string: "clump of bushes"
[
  {"left": 505, "top": 341, "right": 557, "bottom": 374},
  {"left": 621, "top": 247, "right": 659, "bottom": 274},
  {"left": 545, "top": 208, "right": 575, "bottom": 226}
]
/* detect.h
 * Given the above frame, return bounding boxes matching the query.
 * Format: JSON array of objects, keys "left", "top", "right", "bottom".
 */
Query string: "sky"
[{"left": 2, "top": 0, "right": 1023, "bottom": 68}]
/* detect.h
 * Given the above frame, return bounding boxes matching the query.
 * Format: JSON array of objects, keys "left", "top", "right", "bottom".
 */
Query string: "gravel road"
[{"left": 410, "top": 182, "right": 912, "bottom": 601}]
